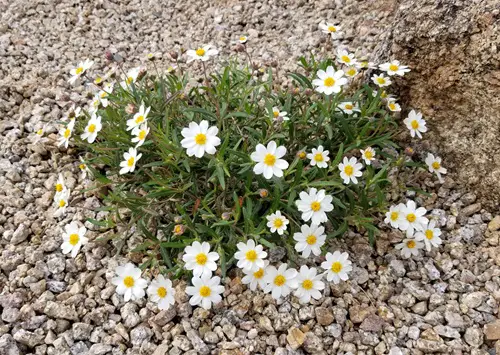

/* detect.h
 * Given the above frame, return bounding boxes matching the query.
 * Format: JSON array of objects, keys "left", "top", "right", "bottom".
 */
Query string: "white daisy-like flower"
[
  {"left": 356, "top": 60, "right": 377, "bottom": 69},
  {"left": 295, "top": 188, "right": 334, "bottom": 225},
  {"left": 131, "top": 123, "right": 150, "bottom": 148},
  {"left": 186, "top": 275, "right": 225, "bottom": 310},
  {"left": 336, "top": 49, "right": 358, "bottom": 66},
  {"left": 360, "top": 147, "right": 376, "bottom": 165},
  {"left": 32, "top": 124, "right": 50, "bottom": 144},
  {"left": 387, "top": 99, "right": 401, "bottom": 112},
  {"left": 81, "top": 114, "right": 102, "bottom": 144},
  {"left": 127, "top": 103, "right": 150, "bottom": 131},
  {"left": 239, "top": 35, "right": 248, "bottom": 44},
  {"left": 293, "top": 223, "right": 326, "bottom": 258},
  {"left": 68, "top": 105, "right": 82, "bottom": 120},
  {"left": 111, "top": 263, "right": 148, "bottom": 302},
  {"left": 186, "top": 45, "right": 219, "bottom": 63},
  {"left": 119, "top": 147, "right": 142, "bottom": 175},
  {"left": 338, "top": 157, "right": 363, "bottom": 184},
  {"left": 147, "top": 275, "right": 176, "bottom": 310},
  {"left": 61, "top": 222, "right": 88, "bottom": 258},
  {"left": 166, "top": 65, "right": 178, "bottom": 73},
  {"left": 384, "top": 203, "right": 406, "bottom": 229},
  {"left": 321, "top": 251, "right": 352, "bottom": 284},
  {"left": 250, "top": 141, "right": 289, "bottom": 179},
  {"left": 294, "top": 265, "right": 325, "bottom": 304},
  {"left": 263, "top": 263, "right": 298, "bottom": 300},
  {"left": 54, "top": 173, "right": 67, "bottom": 196},
  {"left": 98, "top": 83, "right": 114, "bottom": 107},
  {"left": 234, "top": 239, "right": 267, "bottom": 272},
  {"left": 182, "top": 241, "right": 219, "bottom": 278},
  {"left": 312, "top": 66, "right": 348, "bottom": 95},
  {"left": 271, "top": 107, "right": 289, "bottom": 121},
  {"left": 425, "top": 153, "right": 447, "bottom": 182},
  {"left": 337, "top": 101, "right": 360, "bottom": 115},
  {"left": 120, "top": 66, "right": 142, "bottom": 89},
  {"left": 403, "top": 110, "right": 427, "bottom": 139},
  {"left": 319, "top": 22, "right": 343, "bottom": 39},
  {"left": 58, "top": 119, "right": 75, "bottom": 149},
  {"left": 371, "top": 74, "right": 392, "bottom": 87},
  {"left": 78, "top": 157, "right": 91, "bottom": 180},
  {"left": 399, "top": 200, "right": 429, "bottom": 236},
  {"left": 242, "top": 260, "right": 269, "bottom": 291},
  {"left": 54, "top": 189, "right": 70, "bottom": 218},
  {"left": 344, "top": 66, "right": 359, "bottom": 78},
  {"left": 395, "top": 238, "right": 424, "bottom": 258},
  {"left": 307, "top": 146, "right": 330, "bottom": 169},
  {"left": 379, "top": 60, "right": 411, "bottom": 76},
  {"left": 68, "top": 59, "right": 94, "bottom": 85},
  {"left": 414, "top": 220, "right": 443, "bottom": 251},
  {"left": 266, "top": 211, "right": 289, "bottom": 235},
  {"left": 180, "top": 120, "right": 221, "bottom": 158}
]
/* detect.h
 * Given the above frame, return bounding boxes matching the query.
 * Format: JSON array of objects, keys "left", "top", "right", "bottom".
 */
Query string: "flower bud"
[
  {"left": 297, "top": 151, "right": 307, "bottom": 159},
  {"left": 105, "top": 51, "right": 114, "bottom": 61},
  {"left": 125, "top": 104, "right": 136, "bottom": 114},
  {"left": 405, "top": 147, "right": 415, "bottom": 156},
  {"left": 221, "top": 212, "right": 231, "bottom": 220},
  {"left": 170, "top": 51, "right": 179, "bottom": 60},
  {"left": 173, "top": 224, "right": 185, "bottom": 235},
  {"left": 235, "top": 44, "right": 245, "bottom": 53},
  {"left": 173, "top": 216, "right": 182, "bottom": 224},
  {"left": 258, "top": 189, "right": 269, "bottom": 198},
  {"left": 304, "top": 88, "right": 313, "bottom": 96}
]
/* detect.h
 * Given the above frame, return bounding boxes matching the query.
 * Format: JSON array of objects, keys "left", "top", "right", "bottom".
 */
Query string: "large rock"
[{"left": 375, "top": 0, "right": 500, "bottom": 207}]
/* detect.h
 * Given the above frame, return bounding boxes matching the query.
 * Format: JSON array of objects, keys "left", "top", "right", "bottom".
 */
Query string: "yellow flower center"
[
  {"left": 273, "top": 275, "right": 286, "bottom": 286},
  {"left": 345, "top": 104, "right": 354, "bottom": 110},
  {"left": 196, "top": 48, "right": 206, "bottom": 56},
  {"left": 253, "top": 268, "right": 264, "bottom": 279},
  {"left": 174, "top": 225, "right": 183, "bottom": 234},
  {"left": 406, "top": 240, "right": 416, "bottom": 249},
  {"left": 79, "top": 164, "right": 86, "bottom": 170},
  {"left": 69, "top": 233, "right": 79, "bottom": 246},
  {"left": 302, "top": 279, "right": 313, "bottom": 290},
  {"left": 75, "top": 67, "right": 83, "bottom": 75},
  {"left": 135, "top": 115, "right": 144, "bottom": 124},
  {"left": 195, "top": 253, "right": 208, "bottom": 265},
  {"left": 432, "top": 161, "right": 440, "bottom": 169},
  {"left": 344, "top": 165, "right": 354, "bottom": 176},
  {"left": 100, "top": 92, "right": 107, "bottom": 98},
  {"left": 64, "top": 129, "right": 71, "bottom": 139},
  {"left": 389, "top": 103, "right": 396, "bottom": 110},
  {"left": 273, "top": 110, "right": 280, "bottom": 118},
  {"left": 425, "top": 230, "right": 434, "bottom": 240},
  {"left": 411, "top": 120, "right": 419, "bottom": 129},
  {"left": 364, "top": 150, "right": 373, "bottom": 159},
  {"left": 341, "top": 55, "right": 350, "bottom": 63},
  {"left": 406, "top": 213, "right": 416, "bottom": 223},
  {"left": 195, "top": 133, "right": 207, "bottom": 145},
  {"left": 88, "top": 124, "right": 96, "bottom": 133},
  {"left": 381, "top": 91, "right": 388, "bottom": 98},
  {"left": 127, "top": 157, "right": 135, "bottom": 167},
  {"left": 55, "top": 183, "right": 63, "bottom": 192},
  {"left": 59, "top": 200, "right": 66, "bottom": 208},
  {"left": 328, "top": 26, "right": 336, "bottom": 32},
  {"left": 37, "top": 129, "right": 43, "bottom": 135},
  {"left": 331, "top": 262, "right": 342, "bottom": 273},
  {"left": 273, "top": 219, "right": 283, "bottom": 228},
  {"left": 324, "top": 77, "right": 335, "bottom": 87},
  {"left": 157, "top": 286, "right": 167, "bottom": 298},
  {"left": 377, "top": 77, "right": 386, "bottom": 85},
  {"left": 306, "top": 235, "right": 317, "bottom": 245},
  {"left": 138, "top": 130, "right": 147, "bottom": 140},
  {"left": 240, "top": 36, "right": 246, "bottom": 42},
  {"left": 314, "top": 153, "right": 324, "bottom": 162},
  {"left": 199, "top": 285, "right": 211, "bottom": 297},
  {"left": 310, "top": 201, "right": 321, "bottom": 212},
  {"left": 123, "top": 276, "right": 135, "bottom": 288},
  {"left": 263, "top": 153, "right": 276, "bottom": 166},
  {"left": 126, "top": 77, "right": 134, "bottom": 85},
  {"left": 390, "top": 211, "right": 399, "bottom": 221},
  {"left": 245, "top": 250, "right": 258, "bottom": 262},
  {"left": 94, "top": 77, "right": 103, "bottom": 84},
  {"left": 346, "top": 68, "right": 356, "bottom": 76},
  {"left": 389, "top": 64, "right": 399, "bottom": 72},
  {"left": 298, "top": 151, "right": 306, "bottom": 159}
]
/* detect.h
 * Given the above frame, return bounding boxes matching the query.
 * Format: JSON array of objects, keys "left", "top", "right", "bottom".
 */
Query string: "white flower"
[
  {"left": 312, "top": 66, "right": 348, "bottom": 95},
  {"left": 166, "top": 65, "right": 178, "bottom": 73},
  {"left": 384, "top": 203, "right": 406, "bottom": 229},
  {"left": 58, "top": 119, "right": 75, "bottom": 148},
  {"left": 336, "top": 49, "right": 358, "bottom": 66},
  {"left": 321, "top": 251, "right": 352, "bottom": 284},
  {"left": 337, "top": 101, "right": 360, "bottom": 115},
  {"left": 344, "top": 66, "right": 359, "bottom": 78},
  {"left": 250, "top": 141, "right": 289, "bottom": 179},
  {"left": 186, "top": 45, "right": 219, "bottom": 63},
  {"left": 131, "top": 123, "right": 150, "bottom": 148},
  {"left": 360, "top": 147, "right": 376, "bottom": 165},
  {"left": 387, "top": 99, "right": 401, "bottom": 112},
  {"left": 54, "top": 189, "right": 70, "bottom": 218},
  {"left": 425, "top": 153, "right": 447, "bottom": 182},
  {"left": 395, "top": 238, "right": 424, "bottom": 258},
  {"left": 371, "top": 74, "right": 392, "bottom": 87},
  {"left": 61, "top": 222, "right": 88, "bottom": 258},
  {"left": 68, "top": 105, "right": 82, "bottom": 120},
  {"left": 293, "top": 224, "right": 326, "bottom": 258},
  {"left": 119, "top": 147, "right": 142, "bottom": 175},
  {"left": 403, "top": 110, "right": 427, "bottom": 139},
  {"left": 88, "top": 96, "right": 101, "bottom": 114},
  {"left": 319, "top": 22, "right": 342, "bottom": 39},
  {"left": 234, "top": 239, "right": 267, "bottom": 272},
  {"left": 294, "top": 265, "right": 325, "bottom": 304},
  {"left": 271, "top": 107, "right": 289, "bottom": 121},
  {"left": 98, "top": 83, "right": 114, "bottom": 107},
  {"left": 399, "top": 200, "right": 429, "bottom": 236},
  {"left": 295, "top": 188, "right": 334, "bottom": 225},
  {"left": 307, "top": 146, "right": 330, "bottom": 168},
  {"left": 266, "top": 211, "right": 289, "bottom": 235},
  {"left": 120, "top": 66, "right": 142, "bottom": 89},
  {"left": 239, "top": 35, "right": 248, "bottom": 44},
  {"left": 186, "top": 275, "right": 225, "bottom": 309},
  {"left": 79, "top": 157, "right": 91, "bottom": 180},
  {"left": 379, "top": 60, "right": 410, "bottom": 76},
  {"left": 242, "top": 260, "right": 269, "bottom": 291},
  {"left": 54, "top": 173, "right": 67, "bottom": 196},
  {"left": 180, "top": 120, "right": 221, "bottom": 158},
  {"left": 263, "top": 263, "right": 298, "bottom": 300},
  {"left": 356, "top": 60, "right": 377, "bottom": 69},
  {"left": 32, "top": 124, "right": 50, "bottom": 144},
  {"left": 68, "top": 59, "right": 94, "bottom": 85},
  {"left": 81, "top": 114, "right": 102, "bottom": 143},
  {"left": 415, "top": 220, "right": 443, "bottom": 251},
  {"left": 338, "top": 157, "right": 363, "bottom": 184},
  {"left": 182, "top": 241, "right": 219, "bottom": 278},
  {"left": 147, "top": 275, "right": 175, "bottom": 310},
  {"left": 127, "top": 103, "right": 150, "bottom": 131},
  {"left": 111, "top": 263, "right": 148, "bottom": 302}
]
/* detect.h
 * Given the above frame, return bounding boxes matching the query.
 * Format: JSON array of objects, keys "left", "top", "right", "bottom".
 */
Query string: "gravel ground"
[{"left": 1, "top": 0, "right": 500, "bottom": 354}]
